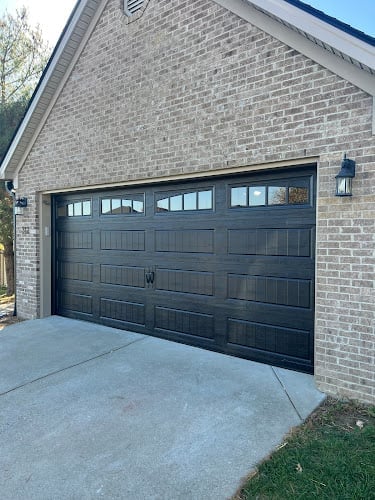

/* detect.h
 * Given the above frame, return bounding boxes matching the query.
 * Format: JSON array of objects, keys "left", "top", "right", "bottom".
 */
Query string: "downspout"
[{"left": 12, "top": 197, "right": 16, "bottom": 317}]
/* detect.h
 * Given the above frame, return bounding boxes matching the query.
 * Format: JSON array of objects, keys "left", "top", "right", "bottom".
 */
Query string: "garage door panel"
[
  {"left": 227, "top": 318, "right": 310, "bottom": 360},
  {"left": 154, "top": 306, "right": 215, "bottom": 340},
  {"left": 225, "top": 302, "right": 313, "bottom": 331},
  {"left": 228, "top": 227, "right": 313, "bottom": 258},
  {"left": 58, "top": 279, "right": 98, "bottom": 294},
  {"left": 100, "top": 298, "right": 145, "bottom": 326},
  {"left": 155, "top": 229, "right": 214, "bottom": 254},
  {"left": 100, "top": 230, "right": 145, "bottom": 251},
  {"left": 98, "top": 286, "right": 148, "bottom": 305},
  {"left": 100, "top": 264, "right": 146, "bottom": 288},
  {"left": 225, "top": 344, "right": 311, "bottom": 372},
  {"left": 152, "top": 257, "right": 217, "bottom": 273},
  {"left": 226, "top": 207, "right": 314, "bottom": 222},
  {"left": 152, "top": 291, "right": 216, "bottom": 312},
  {"left": 58, "top": 231, "right": 93, "bottom": 249},
  {"left": 156, "top": 268, "right": 214, "bottom": 296},
  {"left": 214, "top": 257, "right": 314, "bottom": 280},
  {"left": 99, "top": 255, "right": 153, "bottom": 269},
  {"left": 58, "top": 291, "right": 93, "bottom": 316},
  {"left": 54, "top": 167, "right": 316, "bottom": 373},
  {"left": 58, "top": 261, "right": 94, "bottom": 282},
  {"left": 227, "top": 274, "right": 312, "bottom": 308}
]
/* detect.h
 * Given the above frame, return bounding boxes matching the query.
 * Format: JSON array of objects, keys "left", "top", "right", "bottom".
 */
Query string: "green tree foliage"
[
  {"left": 0, "top": 97, "right": 28, "bottom": 162},
  {"left": 0, "top": 8, "right": 49, "bottom": 295},
  {"left": 0, "top": 98, "right": 28, "bottom": 295},
  {"left": 0, "top": 7, "right": 49, "bottom": 105}
]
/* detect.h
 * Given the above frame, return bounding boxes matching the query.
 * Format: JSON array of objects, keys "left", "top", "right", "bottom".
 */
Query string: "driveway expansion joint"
[
  {"left": 271, "top": 366, "right": 303, "bottom": 421},
  {"left": 0, "top": 336, "right": 146, "bottom": 398}
]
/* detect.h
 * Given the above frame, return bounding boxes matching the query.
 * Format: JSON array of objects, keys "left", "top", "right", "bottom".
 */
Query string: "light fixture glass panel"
[
  {"left": 198, "top": 190, "right": 212, "bottom": 210},
  {"left": 231, "top": 187, "right": 247, "bottom": 207},
  {"left": 336, "top": 177, "right": 352, "bottom": 196},
  {"left": 183, "top": 192, "right": 197, "bottom": 210},
  {"left": 249, "top": 186, "right": 266, "bottom": 206},
  {"left": 268, "top": 186, "right": 287, "bottom": 205}
]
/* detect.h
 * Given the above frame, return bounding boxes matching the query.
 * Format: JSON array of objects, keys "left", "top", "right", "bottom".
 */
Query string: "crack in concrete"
[{"left": 0, "top": 336, "right": 147, "bottom": 398}]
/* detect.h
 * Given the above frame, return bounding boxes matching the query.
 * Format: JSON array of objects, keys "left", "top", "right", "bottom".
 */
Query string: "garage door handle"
[{"left": 146, "top": 272, "right": 155, "bottom": 284}]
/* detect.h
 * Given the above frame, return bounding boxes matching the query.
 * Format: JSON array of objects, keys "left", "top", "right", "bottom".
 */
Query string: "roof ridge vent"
[{"left": 124, "top": 0, "right": 145, "bottom": 17}]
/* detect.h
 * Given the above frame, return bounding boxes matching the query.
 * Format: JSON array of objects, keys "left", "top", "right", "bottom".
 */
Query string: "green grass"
[
  {"left": 235, "top": 398, "right": 375, "bottom": 500},
  {"left": 0, "top": 286, "right": 13, "bottom": 304}
]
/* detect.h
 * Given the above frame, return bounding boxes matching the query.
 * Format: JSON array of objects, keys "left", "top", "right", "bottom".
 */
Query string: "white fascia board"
[
  {"left": 0, "top": 0, "right": 107, "bottom": 180},
  {"left": 247, "top": 0, "right": 375, "bottom": 69},
  {"left": 213, "top": 0, "right": 375, "bottom": 96}
]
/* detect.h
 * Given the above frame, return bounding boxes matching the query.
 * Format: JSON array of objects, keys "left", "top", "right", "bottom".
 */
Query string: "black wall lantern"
[
  {"left": 14, "top": 197, "right": 27, "bottom": 215},
  {"left": 335, "top": 154, "right": 356, "bottom": 196},
  {"left": 15, "top": 197, "right": 28, "bottom": 208}
]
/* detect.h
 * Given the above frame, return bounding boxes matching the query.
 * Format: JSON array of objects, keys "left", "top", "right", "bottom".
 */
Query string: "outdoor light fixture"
[
  {"left": 15, "top": 197, "right": 27, "bottom": 208},
  {"left": 335, "top": 154, "right": 356, "bottom": 196},
  {"left": 14, "top": 197, "right": 27, "bottom": 215}
]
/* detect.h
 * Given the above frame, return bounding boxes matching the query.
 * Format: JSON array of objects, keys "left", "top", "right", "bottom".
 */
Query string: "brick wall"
[
  {"left": 315, "top": 158, "right": 374, "bottom": 403},
  {"left": 16, "top": 0, "right": 374, "bottom": 402}
]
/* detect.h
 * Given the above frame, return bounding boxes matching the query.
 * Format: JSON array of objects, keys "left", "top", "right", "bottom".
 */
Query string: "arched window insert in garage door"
[
  {"left": 230, "top": 177, "right": 311, "bottom": 208},
  {"left": 57, "top": 199, "right": 92, "bottom": 217},
  {"left": 155, "top": 188, "right": 213, "bottom": 212},
  {"left": 101, "top": 194, "right": 145, "bottom": 215}
]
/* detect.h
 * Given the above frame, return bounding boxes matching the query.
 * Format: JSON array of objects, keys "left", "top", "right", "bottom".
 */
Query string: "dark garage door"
[{"left": 54, "top": 167, "right": 316, "bottom": 372}]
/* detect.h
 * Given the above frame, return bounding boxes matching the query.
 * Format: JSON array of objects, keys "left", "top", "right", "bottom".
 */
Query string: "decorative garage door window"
[
  {"left": 101, "top": 195, "right": 144, "bottom": 215},
  {"left": 57, "top": 200, "right": 91, "bottom": 217},
  {"left": 230, "top": 178, "right": 310, "bottom": 208},
  {"left": 156, "top": 188, "right": 213, "bottom": 212}
]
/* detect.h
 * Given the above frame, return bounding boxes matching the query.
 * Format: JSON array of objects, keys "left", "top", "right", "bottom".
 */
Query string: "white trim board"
[{"left": 247, "top": 0, "right": 375, "bottom": 68}]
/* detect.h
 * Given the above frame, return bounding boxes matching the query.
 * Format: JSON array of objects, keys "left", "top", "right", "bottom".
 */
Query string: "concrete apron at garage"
[{"left": 0, "top": 317, "right": 325, "bottom": 500}]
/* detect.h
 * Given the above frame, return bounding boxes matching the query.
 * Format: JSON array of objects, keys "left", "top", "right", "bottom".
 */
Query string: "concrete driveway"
[{"left": 0, "top": 316, "right": 325, "bottom": 499}]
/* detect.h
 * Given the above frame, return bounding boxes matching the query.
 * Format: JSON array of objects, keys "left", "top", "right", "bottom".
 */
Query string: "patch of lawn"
[
  {"left": 235, "top": 398, "right": 375, "bottom": 500},
  {"left": 0, "top": 286, "right": 14, "bottom": 304}
]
